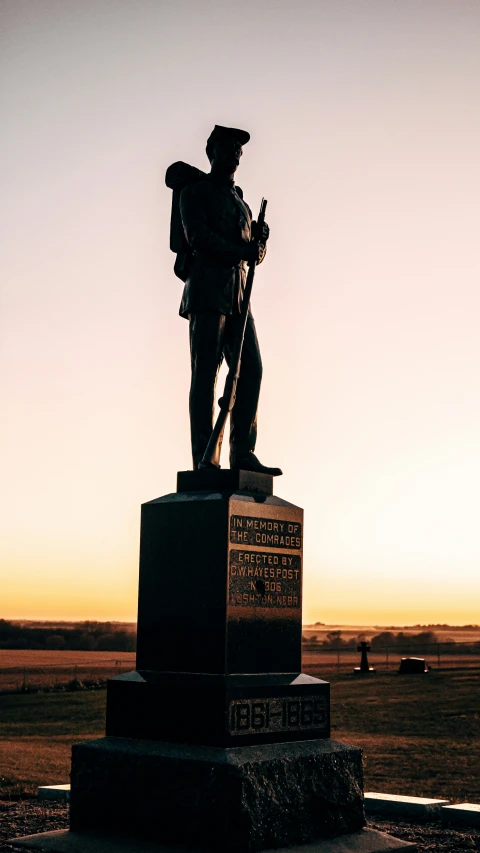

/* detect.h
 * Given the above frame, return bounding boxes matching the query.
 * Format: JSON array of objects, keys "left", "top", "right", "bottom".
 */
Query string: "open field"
[
  {"left": 0, "top": 690, "right": 105, "bottom": 798},
  {"left": 1, "top": 646, "right": 479, "bottom": 693},
  {"left": 0, "top": 651, "right": 135, "bottom": 693},
  {"left": 330, "top": 668, "right": 480, "bottom": 801},
  {"left": 0, "top": 651, "right": 136, "bottom": 668},
  {"left": 1, "top": 668, "right": 479, "bottom": 802},
  {"left": 303, "top": 623, "right": 480, "bottom": 673},
  {"left": 304, "top": 648, "right": 480, "bottom": 673}
]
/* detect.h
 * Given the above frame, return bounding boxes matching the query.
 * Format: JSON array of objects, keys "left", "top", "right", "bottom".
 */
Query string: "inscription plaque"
[
  {"left": 228, "top": 695, "right": 328, "bottom": 736},
  {"left": 230, "top": 515, "right": 302, "bottom": 550},
  {"left": 229, "top": 549, "right": 301, "bottom": 608}
]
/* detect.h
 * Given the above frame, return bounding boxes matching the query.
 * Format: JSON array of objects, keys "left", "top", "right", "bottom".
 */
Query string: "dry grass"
[
  {"left": 0, "top": 691, "right": 105, "bottom": 797},
  {"left": 1, "top": 737, "right": 85, "bottom": 797},
  {"left": 0, "top": 651, "right": 135, "bottom": 668},
  {"left": 326, "top": 668, "right": 480, "bottom": 802},
  {"left": 1, "top": 668, "right": 479, "bottom": 802}
]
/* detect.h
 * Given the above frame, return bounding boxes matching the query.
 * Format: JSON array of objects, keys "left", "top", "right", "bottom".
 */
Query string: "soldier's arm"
[
  {"left": 253, "top": 218, "right": 268, "bottom": 265},
  {"left": 180, "top": 183, "right": 246, "bottom": 263}
]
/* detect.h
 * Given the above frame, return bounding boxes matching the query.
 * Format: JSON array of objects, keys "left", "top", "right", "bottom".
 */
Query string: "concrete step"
[
  {"left": 364, "top": 792, "right": 449, "bottom": 819},
  {"left": 441, "top": 803, "right": 480, "bottom": 828},
  {"left": 37, "top": 785, "right": 70, "bottom": 802}
]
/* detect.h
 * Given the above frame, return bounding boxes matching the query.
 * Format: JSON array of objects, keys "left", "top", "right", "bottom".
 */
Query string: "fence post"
[
  {"left": 337, "top": 647, "right": 340, "bottom": 674},
  {"left": 23, "top": 667, "right": 27, "bottom": 691},
  {"left": 386, "top": 648, "right": 389, "bottom": 670},
  {"left": 437, "top": 643, "right": 441, "bottom": 669}
]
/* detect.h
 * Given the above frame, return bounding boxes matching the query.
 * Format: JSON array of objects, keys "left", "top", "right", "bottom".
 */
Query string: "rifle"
[{"left": 199, "top": 198, "right": 268, "bottom": 469}]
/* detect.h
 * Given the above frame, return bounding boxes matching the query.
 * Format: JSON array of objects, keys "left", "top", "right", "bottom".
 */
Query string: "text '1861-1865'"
[{"left": 229, "top": 695, "right": 328, "bottom": 736}]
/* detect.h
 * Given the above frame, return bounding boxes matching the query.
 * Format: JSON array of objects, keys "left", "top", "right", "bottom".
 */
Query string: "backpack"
[{"left": 165, "top": 161, "right": 206, "bottom": 281}]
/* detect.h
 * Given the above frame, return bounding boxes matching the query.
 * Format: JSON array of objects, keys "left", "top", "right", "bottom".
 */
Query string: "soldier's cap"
[{"left": 206, "top": 125, "right": 250, "bottom": 160}]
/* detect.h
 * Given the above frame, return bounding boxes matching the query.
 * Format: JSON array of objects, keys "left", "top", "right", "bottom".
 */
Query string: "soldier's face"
[{"left": 212, "top": 139, "right": 243, "bottom": 175}]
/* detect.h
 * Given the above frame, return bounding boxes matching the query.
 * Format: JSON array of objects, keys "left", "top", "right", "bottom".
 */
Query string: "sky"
[{"left": 2, "top": 0, "right": 480, "bottom": 626}]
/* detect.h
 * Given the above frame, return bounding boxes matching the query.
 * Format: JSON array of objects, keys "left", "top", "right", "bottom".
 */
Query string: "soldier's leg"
[
  {"left": 225, "top": 313, "right": 263, "bottom": 464},
  {"left": 189, "top": 312, "right": 226, "bottom": 468}
]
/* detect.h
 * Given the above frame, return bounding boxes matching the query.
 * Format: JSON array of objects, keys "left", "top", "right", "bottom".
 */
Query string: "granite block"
[{"left": 70, "top": 737, "right": 365, "bottom": 852}]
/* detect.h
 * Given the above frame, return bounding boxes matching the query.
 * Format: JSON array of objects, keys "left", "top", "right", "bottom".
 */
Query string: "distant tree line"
[
  {"left": 302, "top": 629, "right": 480, "bottom": 652},
  {"left": 378, "top": 623, "right": 479, "bottom": 631},
  {"left": 0, "top": 619, "right": 136, "bottom": 651},
  {"left": 369, "top": 630, "right": 440, "bottom": 649},
  {"left": 302, "top": 631, "right": 364, "bottom": 649}
]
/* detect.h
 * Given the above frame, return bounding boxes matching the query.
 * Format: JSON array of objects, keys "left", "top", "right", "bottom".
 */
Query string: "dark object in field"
[
  {"left": 354, "top": 640, "right": 376, "bottom": 675},
  {"left": 398, "top": 657, "right": 429, "bottom": 674}
]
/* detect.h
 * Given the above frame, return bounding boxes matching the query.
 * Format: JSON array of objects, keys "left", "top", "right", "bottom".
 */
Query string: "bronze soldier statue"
[{"left": 166, "top": 125, "right": 282, "bottom": 476}]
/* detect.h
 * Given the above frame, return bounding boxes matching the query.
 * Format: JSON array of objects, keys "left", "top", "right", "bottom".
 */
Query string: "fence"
[
  {"left": 302, "top": 640, "right": 480, "bottom": 675},
  {"left": 0, "top": 658, "right": 134, "bottom": 693},
  {"left": 1, "top": 642, "right": 479, "bottom": 692}
]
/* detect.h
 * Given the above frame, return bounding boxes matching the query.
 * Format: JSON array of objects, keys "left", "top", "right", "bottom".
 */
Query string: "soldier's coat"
[{"left": 179, "top": 174, "right": 257, "bottom": 317}]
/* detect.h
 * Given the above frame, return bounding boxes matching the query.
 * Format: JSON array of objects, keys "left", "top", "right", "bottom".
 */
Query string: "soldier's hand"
[
  {"left": 251, "top": 220, "right": 270, "bottom": 243},
  {"left": 243, "top": 242, "right": 266, "bottom": 265}
]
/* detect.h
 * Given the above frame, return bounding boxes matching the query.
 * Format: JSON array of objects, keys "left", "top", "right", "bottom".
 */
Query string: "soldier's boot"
[{"left": 230, "top": 451, "right": 282, "bottom": 477}]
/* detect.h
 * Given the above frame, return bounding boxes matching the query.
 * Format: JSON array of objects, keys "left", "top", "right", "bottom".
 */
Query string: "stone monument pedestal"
[
  {"left": 70, "top": 737, "right": 365, "bottom": 852},
  {"left": 105, "top": 470, "right": 329, "bottom": 749},
  {"left": 70, "top": 471, "right": 366, "bottom": 849},
  {"left": 11, "top": 471, "right": 415, "bottom": 852}
]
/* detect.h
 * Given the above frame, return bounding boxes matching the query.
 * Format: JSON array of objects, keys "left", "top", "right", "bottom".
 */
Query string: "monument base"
[
  {"left": 106, "top": 670, "right": 330, "bottom": 746},
  {"left": 70, "top": 737, "right": 365, "bottom": 853},
  {"left": 10, "top": 828, "right": 417, "bottom": 852}
]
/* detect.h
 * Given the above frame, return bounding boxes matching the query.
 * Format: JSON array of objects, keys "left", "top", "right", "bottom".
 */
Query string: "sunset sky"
[{"left": 2, "top": 0, "right": 480, "bottom": 625}]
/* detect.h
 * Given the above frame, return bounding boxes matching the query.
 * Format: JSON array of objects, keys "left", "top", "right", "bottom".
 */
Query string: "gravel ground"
[
  {"left": 369, "top": 817, "right": 480, "bottom": 851},
  {"left": 1, "top": 800, "right": 480, "bottom": 851},
  {"left": 0, "top": 801, "right": 68, "bottom": 851}
]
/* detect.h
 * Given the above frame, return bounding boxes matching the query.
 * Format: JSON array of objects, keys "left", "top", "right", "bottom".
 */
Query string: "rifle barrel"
[{"left": 199, "top": 198, "right": 268, "bottom": 469}]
